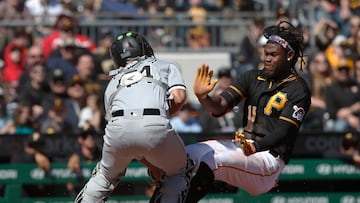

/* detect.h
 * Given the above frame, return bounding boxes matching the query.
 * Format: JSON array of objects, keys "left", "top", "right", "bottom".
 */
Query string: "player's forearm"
[
  {"left": 253, "top": 120, "right": 297, "bottom": 152},
  {"left": 198, "top": 94, "right": 228, "bottom": 116}
]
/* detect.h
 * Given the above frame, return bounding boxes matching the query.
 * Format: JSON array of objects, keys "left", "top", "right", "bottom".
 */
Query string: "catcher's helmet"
[{"left": 110, "top": 31, "right": 154, "bottom": 68}]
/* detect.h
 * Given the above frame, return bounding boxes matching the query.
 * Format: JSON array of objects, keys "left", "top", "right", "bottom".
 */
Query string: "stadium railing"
[
  {"left": 0, "top": 159, "right": 360, "bottom": 203},
  {"left": 1, "top": 132, "right": 360, "bottom": 203}
]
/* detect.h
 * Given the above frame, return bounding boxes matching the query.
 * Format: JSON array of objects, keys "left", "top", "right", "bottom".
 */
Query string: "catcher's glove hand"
[{"left": 234, "top": 128, "right": 256, "bottom": 156}]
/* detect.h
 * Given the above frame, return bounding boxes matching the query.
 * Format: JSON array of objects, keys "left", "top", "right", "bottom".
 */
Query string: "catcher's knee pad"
[
  {"left": 150, "top": 157, "right": 194, "bottom": 203},
  {"left": 185, "top": 161, "right": 214, "bottom": 203},
  {"left": 150, "top": 176, "right": 189, "bottom": 203}
]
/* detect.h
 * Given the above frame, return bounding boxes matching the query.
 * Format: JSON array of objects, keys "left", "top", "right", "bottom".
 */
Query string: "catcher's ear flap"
[{"left": 132, "top": 32, "right": 146, "bottom": 56}]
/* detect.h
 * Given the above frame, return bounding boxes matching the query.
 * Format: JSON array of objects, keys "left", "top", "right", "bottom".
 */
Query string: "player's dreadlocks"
[{"left": 263, "top": 21, "right": 305, "bottom": 71}]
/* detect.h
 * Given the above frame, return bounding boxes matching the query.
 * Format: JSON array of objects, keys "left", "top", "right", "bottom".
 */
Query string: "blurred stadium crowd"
[{"left": 1, "top": 0, "right": 360, "bottom": 198}]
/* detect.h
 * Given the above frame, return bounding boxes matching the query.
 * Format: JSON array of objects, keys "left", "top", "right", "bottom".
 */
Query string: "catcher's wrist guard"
[{"left": 233, "top": 128, "right": 255, "bottom": 156}]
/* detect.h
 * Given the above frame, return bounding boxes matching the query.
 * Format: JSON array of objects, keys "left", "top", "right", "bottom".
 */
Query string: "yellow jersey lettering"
[
  {"left": 264, "top": 92, "right": 287, "bottom": 115},
  {"left": 246, "top": 105, "right": 256, "bottom": 132},
  {"left": 247, "top": 105, "right": 256, "bottom": 122}
]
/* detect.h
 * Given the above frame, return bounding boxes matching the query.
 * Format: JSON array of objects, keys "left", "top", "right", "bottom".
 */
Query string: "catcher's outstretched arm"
[{"left": 168, "top": 89, "right": 186, "bottom": 115}]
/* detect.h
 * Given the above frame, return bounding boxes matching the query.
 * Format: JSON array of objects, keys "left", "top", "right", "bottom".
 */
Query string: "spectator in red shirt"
[
  {"left": 41, "top": 14, "right": 96, "bottom": 60},
  {"left": 1, "top": 28, "right": 28, "bottom": 89}
]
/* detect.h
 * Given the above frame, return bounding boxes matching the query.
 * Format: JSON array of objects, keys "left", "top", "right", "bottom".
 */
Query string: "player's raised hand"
[{"left": 193, "top": 64, "right": 218, "bottom": 100}]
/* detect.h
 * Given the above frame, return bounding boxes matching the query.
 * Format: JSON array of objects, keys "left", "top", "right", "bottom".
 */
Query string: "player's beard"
[{"left": 263, "top": 65, "right": 275, "bottom": 78}]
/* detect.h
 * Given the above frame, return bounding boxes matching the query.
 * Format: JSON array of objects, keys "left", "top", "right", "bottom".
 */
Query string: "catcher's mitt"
[{"left": 234, "top": 128, "right": 255, "bottom": 156}]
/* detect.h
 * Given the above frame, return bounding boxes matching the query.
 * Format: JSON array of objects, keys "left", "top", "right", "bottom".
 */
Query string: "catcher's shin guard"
[
  {"left": 74, "top": 163, "right": 107, "bottom": 203},
  {"left": 185, "top": 161, "right": 214, "bottom": 203},
  {"left": 74, "top": 162, "right": 124, "bottom": 203},
  {"left": 74, "top": 184, "right": 107, "bottom": 203},
  {"left": 150, "top": 157, "right": 194, "bottom": 203}
]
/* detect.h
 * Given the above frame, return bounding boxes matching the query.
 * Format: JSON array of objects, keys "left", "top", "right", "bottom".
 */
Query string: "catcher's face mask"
[{"left": 110, "top": 32, "right": 154, "bottom": 68}]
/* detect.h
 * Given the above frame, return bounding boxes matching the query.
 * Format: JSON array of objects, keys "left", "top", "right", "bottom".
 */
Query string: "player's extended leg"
[
  {"left": 74, "top": 162, "right": 126, "bottom": 203},
  {"left": 185, "top": 161, "right": 215, "bottom": 203}
]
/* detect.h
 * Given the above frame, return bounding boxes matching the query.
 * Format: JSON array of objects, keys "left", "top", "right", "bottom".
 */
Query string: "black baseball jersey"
[{"left": 220, "top": 69, "right": 311, "bottom": 162}]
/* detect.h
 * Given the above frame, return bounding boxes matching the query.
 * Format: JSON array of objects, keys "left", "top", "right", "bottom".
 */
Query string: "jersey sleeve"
[
  {"left": 167, "top": 63, "right": 186, "bottom": 92},
  {"left": 279, "top": 84, "right": 311, "bottom": 128},
  {"left": 220, "top": 70, "right": 254, "bottom": 109}
]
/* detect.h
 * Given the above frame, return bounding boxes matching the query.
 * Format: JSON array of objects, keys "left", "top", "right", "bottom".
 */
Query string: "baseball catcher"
[{"left": 74, "top": 31, "right": 193, "bottom": 203}]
